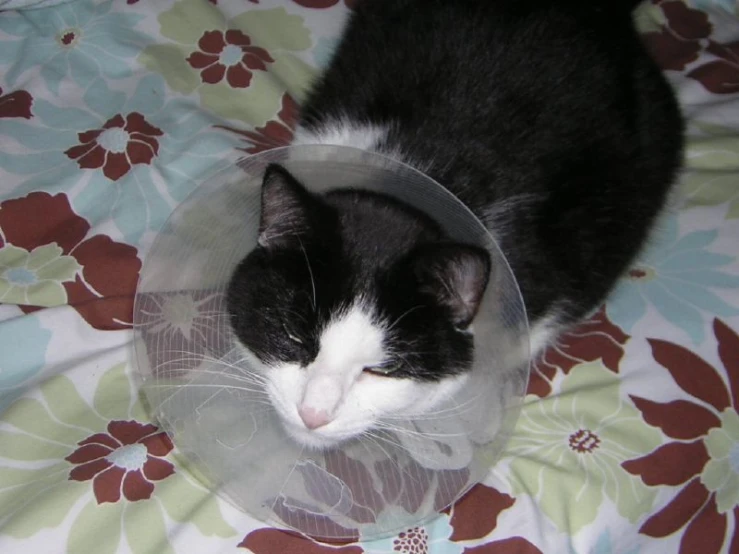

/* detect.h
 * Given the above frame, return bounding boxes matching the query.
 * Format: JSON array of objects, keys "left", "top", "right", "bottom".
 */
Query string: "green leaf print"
[
  {"left": 0, "top": 429, "right": 71, "bottom": 461},
  {"left": 158, "top": 0, "right": 227, "bottom": 45},
  {"left": 41, "top": 375, "right": 108, "bottom": 432},
  {"left": 230, "top": 8, "right": 313, "bottom": 52},
  {"left": 3, "top": 483, "right": 86, "bottom": 538},
  {"left": 156, "top": 471, "right": 237, "bottom": 538},
  {"left": 505, "top": 361, "right": 662, "bottom": 532},
  {"left": 0, "top": 464, "right": 71, "bottom": 521},
  {"left": 141, "top": 1, "right": 318, "bottom": 126},
  {"left": 125, "top": 500, "right": 176, "bottom": 554},
  {"left": 139, "top": 44, "right": 201, "bottom": 95},
  {"left": 683, "top": 121, "right": 739, "bottom": 219},
  {"left": 94, "top": 363, "right": 133, "bottom": 421},
  {"left": 1, "top": 397, "right": 89, "bottom": 445},
  {"left": 68, "top": 501, "right": 123, "bottom": 554}
]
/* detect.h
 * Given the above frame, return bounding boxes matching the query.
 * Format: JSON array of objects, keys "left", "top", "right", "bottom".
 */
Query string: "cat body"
[{"left": 227, "top": 0, "right": 684, "bottom": 448}]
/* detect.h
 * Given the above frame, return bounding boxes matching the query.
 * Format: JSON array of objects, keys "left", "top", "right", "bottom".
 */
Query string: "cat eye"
[
  {"left": 282, "top": 323, "right": 303, "bottom": 345},
  {"left": 363, "top": 360, "right": 402, "bottom": 376}
]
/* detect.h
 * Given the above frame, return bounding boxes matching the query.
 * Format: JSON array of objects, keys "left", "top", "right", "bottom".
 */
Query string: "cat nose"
[{"left": 298, "top": 406, "right": 332, "bottom": 430}]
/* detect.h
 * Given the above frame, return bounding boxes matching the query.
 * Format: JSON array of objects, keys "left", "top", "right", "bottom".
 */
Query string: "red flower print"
[
  {"left": 217, "top": 93, "right": 298, "bottom": 154},
  {"left": 186, "top": 29, "right": 274, "bottom": 88},
  {"left": 641, "top": 1, "right": 739, "bottom": 94},
  {"left": 692, "top": 40, "right": 739, "bottom": 95},
  {"left": 463, "top": 538, "right": 543, "bottom": 554},
  {"left": 530, "top": 306, "right": 629, "bottom": 397},
  {"left": 622, "top": 319, "right": 739, "bottom": 554},
  {"left": 446, "top": 485, "right": 542, "bottom": 553},
  {"left": 64, "top": 112, "right": 163, "bottom": 181},
  {"left": 65, "top": 420, "right": 174, "bottom": 504},
  {"left": 446, "top": 484, "right": 514, "bottom": 541},
  {"left": 641, "top": 1, "right": 710, "bottom": 71},
  {"left": 0, "top": 192, "right": 141, "bottom": 330},
  {"left": 0, "top": 87, "right": 32, "bottom": 119},
  {"left": 258, "top": 452, "right": 521, "bottom": 546},
  {"left": 239, "top": 529, "right": 362, "bottom": 553},
  {"left": 240, "top": 483, "right": 536, "bottom": 553}
]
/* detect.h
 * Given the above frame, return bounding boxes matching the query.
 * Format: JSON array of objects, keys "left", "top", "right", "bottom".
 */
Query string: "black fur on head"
[{"left": 227, "top": 164, "right": 492, "bottom": 380}]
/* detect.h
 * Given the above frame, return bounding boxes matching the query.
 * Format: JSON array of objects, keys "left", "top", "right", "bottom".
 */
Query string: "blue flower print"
[
  {"left": 0, "top": 0, "right": 150, "bottom": 96},
  {"left": 0, "top": 75, "right": 239, "bottom": 246},
  {"left": 606, "top": 215, "right": 739, "bottom": 344},
  {"left": 568, "top": 528, "right": 640, "bottom": 554},
  {"left": 0, "top": 313, "right": 51, "bottom": 414},
  {"left": 593, "top": 529, "right": 640, "bottom": 554},
  {"left": 363, "top": 513, "right": 463, "bottom": 554}
]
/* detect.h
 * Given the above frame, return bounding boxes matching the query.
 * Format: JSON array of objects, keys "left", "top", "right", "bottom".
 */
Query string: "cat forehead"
[{"left": 316, "top": 303, "right": 386, "bottom": 368}]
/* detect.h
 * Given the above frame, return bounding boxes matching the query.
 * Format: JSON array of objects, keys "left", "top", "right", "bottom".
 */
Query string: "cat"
[{"left": 227, "top": 0, "right": 684, "bottom": 450}]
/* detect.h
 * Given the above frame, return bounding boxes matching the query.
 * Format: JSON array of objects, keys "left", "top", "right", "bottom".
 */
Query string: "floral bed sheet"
[{"left": 1, "top": 0, "right": 739, "bottom": 553}]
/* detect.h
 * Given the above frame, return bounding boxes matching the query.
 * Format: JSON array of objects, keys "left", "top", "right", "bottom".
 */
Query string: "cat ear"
[
  {"left": 412, "top": 245, "right": 491, "bottom": 329},
  {"left": 258, "top": 163, "right": 314, "bottom": 249}
]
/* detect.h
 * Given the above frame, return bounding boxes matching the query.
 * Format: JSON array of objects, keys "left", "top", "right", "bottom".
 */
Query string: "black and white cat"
[{"left": 227, "top": 0, "right": 683, "bottom": 449}]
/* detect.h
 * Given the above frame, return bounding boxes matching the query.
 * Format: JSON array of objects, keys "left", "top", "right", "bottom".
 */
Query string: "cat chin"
[{"left": 278, "top": 419, "right": 373, "bottom": 451}]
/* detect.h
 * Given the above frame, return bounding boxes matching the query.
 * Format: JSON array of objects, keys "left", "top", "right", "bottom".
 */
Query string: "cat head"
[{"left": 227, "top": 164, "right": 491, "bottom": 449}]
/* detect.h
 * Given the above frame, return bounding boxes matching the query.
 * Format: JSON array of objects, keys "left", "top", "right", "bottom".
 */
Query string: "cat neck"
[{"left": 293, "top": 119, "right": 388, "bottom": 152}]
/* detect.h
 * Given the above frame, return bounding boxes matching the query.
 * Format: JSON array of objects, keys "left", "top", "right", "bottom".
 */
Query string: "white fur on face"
[{"left": 261, "top": 303, "right": 468, "bottom": 449}]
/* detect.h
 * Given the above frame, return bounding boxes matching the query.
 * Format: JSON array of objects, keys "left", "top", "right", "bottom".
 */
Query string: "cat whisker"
[
  {"left": 358, "top": 431, "right": 396, "bottom": 460},
  {"left": 229, "top": 130, "right": 288, "bottom": 151},
  {"left": 364, "top": 429, "right": 447, "bottom": 469},
  {"left": 297, "top": 236, "right": 317, "bottom": 312},
  {"left": 395, "top": 397, "right": 484, "bottom": 422},
  {"left": 279, "top": 308, "right": 310, "bottom": 325},
  {"left": 146, "top": 383, "right": 270, "bottom": 396},
  {"left": 418, "top": 388, "right": 487, "bottom": 415},
  {"left": 155, "top": 367, "right": 270, "bottom": 388},
  {"left": 384, "top": 393, "right": 485, "bottom": 422},
  {"left": 384, "top": 305, "right": 425, "bottom": 333},
  {"left": 153, "top": 355, "right": 270, "bottom": 386},
  {"left": 373, "top": 421, "right": 469, "bottom": 440}
]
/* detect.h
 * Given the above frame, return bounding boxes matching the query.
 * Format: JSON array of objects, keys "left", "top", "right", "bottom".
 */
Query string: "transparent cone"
[{"left": 133, "top": 145, "right": 530, "bottom": 541}]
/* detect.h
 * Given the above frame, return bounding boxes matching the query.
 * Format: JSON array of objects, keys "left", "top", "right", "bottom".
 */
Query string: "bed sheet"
[{"left": 1, "top": 0, "right": 739, "bottom": 552}]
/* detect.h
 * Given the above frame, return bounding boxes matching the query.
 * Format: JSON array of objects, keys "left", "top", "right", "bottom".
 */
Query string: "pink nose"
[{"left": 298, "top": 406, "right": 332, "bottom": 430}]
